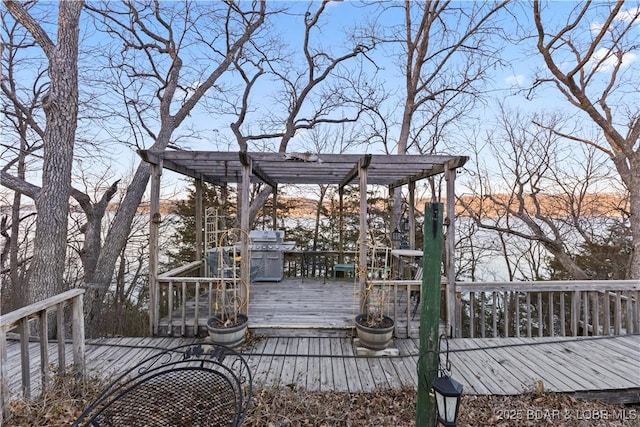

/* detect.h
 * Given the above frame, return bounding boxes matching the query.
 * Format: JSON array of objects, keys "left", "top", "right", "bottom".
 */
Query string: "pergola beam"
[
  {"left": 339, "top": 154, "right": 372, "bottom": 189},
  {"left": 239, "top": 151, "right": 277, "bottom": 188}
]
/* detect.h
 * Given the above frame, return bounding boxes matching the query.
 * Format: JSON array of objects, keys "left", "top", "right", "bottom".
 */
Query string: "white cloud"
[
  {"left": 505, "top": 75, "right": 526, "bottom": 86},
  {"left": 590, "top": 47, "right": 638, "bottom": 72},
  {"left": 590, "top": 21, "right": 603, "bottom": 34},
  {"left": 617, "top": 6, "right": 640, "bottom": 24},
  {"left": 591, "top": 6, "right": 638, "bottom": 34}
]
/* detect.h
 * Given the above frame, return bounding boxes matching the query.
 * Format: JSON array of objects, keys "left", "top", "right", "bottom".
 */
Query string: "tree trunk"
[
  {"left": 86, "top": 162, "right": 152, "bottom": 334},
  {"left": 5, "top": 1, "right": 84, "bottom": 304},
  {"left": 628, "top": 155, "right": 640, "bottom": 279}
]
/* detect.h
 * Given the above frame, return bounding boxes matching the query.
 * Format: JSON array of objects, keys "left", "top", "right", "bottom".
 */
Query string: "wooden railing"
[
  {"left": 455, "top": 280, "right": 640, "bottom": 338},
  {"left": 155, "top": 261, "right": 232, "bottom": 336},
  {"left": 0, "top": 288, "right": 85, "bottom": 422}
]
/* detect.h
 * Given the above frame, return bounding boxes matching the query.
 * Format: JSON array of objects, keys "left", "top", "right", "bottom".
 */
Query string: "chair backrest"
[{"left": 73, "top": 343, "right": 252, "bottom": 427}]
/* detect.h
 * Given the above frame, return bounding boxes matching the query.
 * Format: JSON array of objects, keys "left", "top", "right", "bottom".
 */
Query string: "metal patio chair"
[{"left": 73, "top": 343, "right": 252, "bottom": 427}]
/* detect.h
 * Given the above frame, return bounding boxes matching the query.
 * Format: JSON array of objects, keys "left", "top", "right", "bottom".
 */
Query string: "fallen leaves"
[{"left": 4, "top": 374, "right": 638, "bottom": 426}]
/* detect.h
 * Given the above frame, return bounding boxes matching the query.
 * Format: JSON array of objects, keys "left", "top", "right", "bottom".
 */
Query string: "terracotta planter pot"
[
  {"left": 354, "top": 314, "right": 395, "bottom": 350},
  {"left": 206, "top": 313, "right": 248, "bottom": 348}
]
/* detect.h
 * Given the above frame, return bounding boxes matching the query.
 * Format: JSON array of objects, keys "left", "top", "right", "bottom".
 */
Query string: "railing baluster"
[
  {"left": 537, "top": 292, "right": 543, "bottom": 337},
  {"left": 572, "top": 290, "right": 580, "bottom": 337},
  {"left": 614, "top": 291, "right": 622, "bottom": 335},
  {"left": 503, "top": 291, "right": 509, "bottom": 338},
  {"left": 480, "top": 292, "right": 486, "bottom": 338},
  {"left": 56, "top": 302, "right": 65, "bottom": 373},
  {"left": 603, "top": 291, "right": 611, "bottom": 335},
  {"left": 515, "top": 292, "right": 520, "bottom": 338},
  {"left": 469, "top": 292, "right": 475, "bottom": 338},
  {"left": 168, "top": 281, "right": 174, "bottom": 337},
  {"left": 492, "top": 292, "right": 498, "bottom": 338},
  {"left": 631, "top": 291, "right": 640, "bottom": 334},
  {"left": 526, "top": 292, "right": 532, "bottom": 338},
  {"left": 19, "top": 318, "right": 31, "bottom": 398},
  {"left": 39, "top": 311, "right": 50, "bottom": 391},
  {"left": 181, "top": 281, "right": 187, "bottom": 336},
  {"left": 583, "top": 292, "right": 589, "bottom": 336},
  {"left": 208, "top": 281, "right": 214, "bottom": 319},
  {"left": 194, "top": 281, "right": 200, "bottom": 337},
  {"left": 548, "top": 292, "right": 554, "bottom": 337},
  {"left": 559, "top": 292, "right": 566, "bottom": 337},
  {"left": 593, "top": 292, "right": 600, "bottom": 336},
  {"left": 626, "top": 291, "right": 633, "bottom": 334}
]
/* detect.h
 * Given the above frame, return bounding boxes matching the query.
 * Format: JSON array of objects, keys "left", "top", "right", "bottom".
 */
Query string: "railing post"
[
  {"left": 72, "top": 293, "right": 86, "bottom": 380},
  {"left": 1, "top": 327, "right": 8, "bottom": 424}
]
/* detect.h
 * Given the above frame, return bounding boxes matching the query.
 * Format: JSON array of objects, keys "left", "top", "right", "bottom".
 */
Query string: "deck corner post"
[
  {"left": 195, "top": 178, "right": 203, "bottom": 265},
  {"left": 0, "top": 327, "right": 8, "bottom": 424},
  {"left": 240, "top": 157, "right": 251, "bottom": 315},
  {"left": 416, "top": 202, "right": 444, "bottom": 427},
  {"left": 72, "top": 292, "right": 86, "bottom": 382},
  {"left": 149, "top": 160, "right": 163, "bottom": 336},
  {"left": 445, "top": 164, "right": 458, "bottom": 337}
]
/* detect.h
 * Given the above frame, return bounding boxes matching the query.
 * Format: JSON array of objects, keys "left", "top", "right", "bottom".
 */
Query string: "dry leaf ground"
[{"left": 5, "top": 378, "right": 638, "bottom": 426}]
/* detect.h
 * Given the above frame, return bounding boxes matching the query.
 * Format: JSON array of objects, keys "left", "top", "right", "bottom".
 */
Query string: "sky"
[{"left": 1, "top": 1, "right": 638, "bottom": 201}]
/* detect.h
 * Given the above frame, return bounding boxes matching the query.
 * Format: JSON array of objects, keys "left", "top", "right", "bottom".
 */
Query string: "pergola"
[{"left": 139, "top": 150, "right": 468, "bottom": 332}]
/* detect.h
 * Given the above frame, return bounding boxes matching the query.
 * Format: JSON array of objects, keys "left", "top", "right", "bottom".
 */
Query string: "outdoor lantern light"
[
  {"left": 391, "top": 227, "right": 402, "bottom": 245},
  {"left": 401, "top": 215, "right": 410, "bottom": 232},
  {"left": 432, "top": 374, "right": 463, "bottom": 427}
]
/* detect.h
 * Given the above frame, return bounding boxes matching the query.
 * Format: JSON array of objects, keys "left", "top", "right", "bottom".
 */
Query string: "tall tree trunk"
[
  {"left": 627, "top": 156, "right": 640, "bottom": 279},
  {"left": 4, "top": 0, "right": 84, "bottom": 303}
]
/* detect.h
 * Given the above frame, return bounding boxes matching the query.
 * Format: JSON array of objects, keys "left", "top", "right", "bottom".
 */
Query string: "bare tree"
[
  {"left": 531, "top": 1, "right": 640, "bottom": 278},
  {"left": 72, "top": 1, "right": 267, "bottom": 334},
  {"left": 370, "top": 0, "right": 510, "bottom": 225},
  {"left": 2, "top": 0, "right": 84, "bottom": 304},
  {"left": 0, "top": 5, "right": 45, "bottom": 310},
  {"left": 460, "top": 106, "right": 624, "bottom": 280},
  {"left": 224, "top": 1, "right": 383, "bottom": 224}
]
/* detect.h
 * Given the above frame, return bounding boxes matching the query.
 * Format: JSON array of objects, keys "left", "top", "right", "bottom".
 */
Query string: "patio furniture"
[
  {"left": 72, "top": 343, "right": 252, "bottom": 427},
  {"left": 332, "top": 263, "right": 355, "bottom": 280}
]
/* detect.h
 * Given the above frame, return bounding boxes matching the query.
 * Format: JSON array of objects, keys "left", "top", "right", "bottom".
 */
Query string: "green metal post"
[{"left": 415, "top": 203, "right": 443, "bottom": 427}]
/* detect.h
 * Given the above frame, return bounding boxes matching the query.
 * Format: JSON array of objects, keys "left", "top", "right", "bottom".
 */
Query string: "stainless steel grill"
[{"left": 249, "top": 230, "right": 295, "bottom": 282}]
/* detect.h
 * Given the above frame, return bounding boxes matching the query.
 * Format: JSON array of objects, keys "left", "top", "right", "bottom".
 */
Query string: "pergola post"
[
  {"left": 408, "top": 181, "right": 416, "bottom": 250},
  {"left": 272, "top": 184, "right": 278, "bottom": 230},
  {"left": 149, "top": 161, "right": 162, "bottom": 336},
  {"left": 338, "top": 188, "right": 344, "bottom": 263},
  {"left": 195, "top": 178, "right": 203, "bottom": 265},
  {"left": 240, "top": 158, "right": 251, "bottom": 315},
  {"left": 358, "top": 159, "right": 369, "bottom": 310},
  {"left": 445, "top": 162, "right": 458, "bottom": 337}
]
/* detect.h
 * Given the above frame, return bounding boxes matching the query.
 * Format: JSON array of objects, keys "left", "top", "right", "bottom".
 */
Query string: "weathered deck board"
[{"left": 4, "top": 335, "right": 639, "bottom": 404}]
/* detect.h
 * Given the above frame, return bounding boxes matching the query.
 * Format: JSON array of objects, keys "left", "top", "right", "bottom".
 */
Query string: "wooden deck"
[
  {"left": 5, "top": 335, "right": 639, "bottom": 404},
  {"left": 159, "top": 278, "right": 423, "bottom": 337}
]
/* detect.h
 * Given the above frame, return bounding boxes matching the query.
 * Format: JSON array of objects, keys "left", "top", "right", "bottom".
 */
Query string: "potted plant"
[
  {"left": 206, "top": 281, "right": 248, "bottom": 348},
  {"left": 206, "top": 231, "right": 249, "bottom": 348},
  {"left": 354, "top": 281, "right": 395, "bottom": 350}
]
